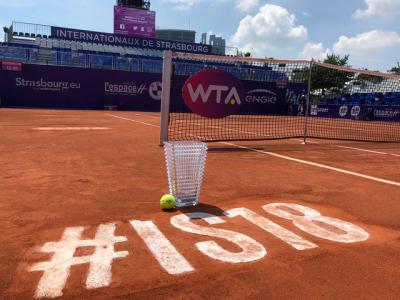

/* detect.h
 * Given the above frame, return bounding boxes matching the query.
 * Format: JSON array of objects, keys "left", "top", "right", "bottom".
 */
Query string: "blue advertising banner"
[
  {"left": 309, "top": 104, "right": 400, "bottom": 122},
  {"left": 51, "top": 26, "right": 212, "bottom": 55},
  {"left": 0, "top": 63, "right": 163, "bottom": 110}
]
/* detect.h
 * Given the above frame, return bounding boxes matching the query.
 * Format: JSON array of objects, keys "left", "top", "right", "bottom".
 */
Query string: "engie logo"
[
  {"left": 182, "top": 69, "right": 244, "bottom": 118},
  {"left": 245, "top": 89, "right": 277, "bottom": 104}
]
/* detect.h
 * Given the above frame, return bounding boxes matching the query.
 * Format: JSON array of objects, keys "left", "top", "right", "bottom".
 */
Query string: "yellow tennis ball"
[{"left": 160, "top": 194, "right": 176, "bottom": 210}]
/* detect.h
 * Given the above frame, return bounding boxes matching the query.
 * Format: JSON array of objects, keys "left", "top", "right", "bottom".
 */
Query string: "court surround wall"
[
  {"left": 0, "top": 63, "right": 398, "bottom": 122},
  {"left": 0, "top": 63, "right": 162, "bottom": 110}
]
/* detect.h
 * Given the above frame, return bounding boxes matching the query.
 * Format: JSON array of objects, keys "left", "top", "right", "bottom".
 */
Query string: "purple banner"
[
  {"left": 51, "top": 26, "right": 212, "bottom": 55},
  {"left": 309, "top": 104, "right": 400, "bottom": 122},
  {"left": 114, "top": 6, "right": 155, "bottom": 38},
  {"left": 1, "top": 64, "right": 399, "bottom": 122},
  {"left": 0, "top": 63, "right": 162, "bottom": 110},
  {"left": 171, "top": 74, "right": 307, "bottom": 116}
]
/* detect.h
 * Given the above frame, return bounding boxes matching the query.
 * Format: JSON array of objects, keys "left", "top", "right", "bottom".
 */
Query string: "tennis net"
[{"left": 160, "top": 52, "right": 400, "bottom": 144}]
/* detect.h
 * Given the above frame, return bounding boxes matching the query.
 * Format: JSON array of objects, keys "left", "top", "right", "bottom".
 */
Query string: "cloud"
[
  {"left": 160, "top": 0, "right": 230, "bottom": 10},
  {"left": 299, "top": 42, "right": 330, "bottom": 60},
  {"left": 332, "top": 30, "right": 400, "bottom": 70},
  {"left": 235, "top": 0, "right": 259, "bottom": 13},
  {"left": 230, "top": 4, "right": 307, "bottom": 57},
  {"left": 160, "top": 0, "right": 203, "bottom": 10},
  {"left": 296, "top": 30, "right": 400, "bottom": 70},
  {"left": 354, "top": 0, "right": 400, "bottom": 18},
  {"left": 333, "top": 30, "right": 400, "bottom": 55}
]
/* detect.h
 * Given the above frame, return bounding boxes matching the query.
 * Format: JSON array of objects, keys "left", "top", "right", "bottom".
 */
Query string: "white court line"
[
  {"left": 176, "top": 120, "right": 270, "bottom": 137},
  {"left": 107, "top": 114, "right": 400, "bottom": 187},
  {"left": 124, "top": 113, "right": 266, "bottom": 137},
  {"left": 222, "top": 142, "right": 400, "bottom": 187},
  {"left": 296, "top": 139, "right": 400, "bottom": 157},
  {"left": 34, "top": 127, "right": 110, "bottom": 131},
  {"left": 134, "top": 113, "right": 160, "bottom": 119},
  {"left": 106, "top": 113, "right": 159, "bottom": 128},
  {"left": 293, "top": 139, "right": 319, "bottom": 144},
  {"left": 335, "top": 145, "right": 400, "bottom": 158},
  {"left": 196, "top": 123, "right": 262, "bottom": 136}
]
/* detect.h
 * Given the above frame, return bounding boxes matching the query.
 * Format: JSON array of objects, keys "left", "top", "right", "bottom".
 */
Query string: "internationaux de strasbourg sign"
[{"left": 51, "top": 26, "right": 212, "bottom": 55}]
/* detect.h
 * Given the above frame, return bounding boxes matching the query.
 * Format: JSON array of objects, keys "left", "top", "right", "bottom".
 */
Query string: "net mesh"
[
  {"left": 307, "top": 62, "right": 400, "bottom": 142},
  {"left": 165, "top": 53, "right": 400, "bottom": 143}
]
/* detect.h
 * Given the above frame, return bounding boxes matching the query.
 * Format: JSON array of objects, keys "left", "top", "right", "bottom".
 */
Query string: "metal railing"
[
  {"left": 0, "top": 44, "right": 164, "bottom": 73},
  {"left": 11, "top": 21, "right": 51, "bottom": 37}
]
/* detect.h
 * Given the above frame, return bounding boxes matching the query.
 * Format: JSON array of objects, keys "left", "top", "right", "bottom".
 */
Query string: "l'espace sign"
[{"left": 182, "top": 69, "right": 245, "bottom": 118}]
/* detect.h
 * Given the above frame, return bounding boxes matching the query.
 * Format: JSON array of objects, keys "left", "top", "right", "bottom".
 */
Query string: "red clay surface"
[{"left": 1, "top": 108, "right": 400, "bottom": 299}]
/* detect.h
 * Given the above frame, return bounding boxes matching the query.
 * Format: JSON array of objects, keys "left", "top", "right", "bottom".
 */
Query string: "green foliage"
[
  {"left": 389, "top": 66, "right": 400, "bottom": 75},
  {"left": 237, "top": 51, "right": 252, "bottom": 58},
  {"left": 311, "top": 54, "right": 353, "bottom": 93},
  {"left": 291, "top": 54, "right": 353, "bottom": 91},
  {"left": 323, "top": 54, "right": 350, "bottom": 66}
]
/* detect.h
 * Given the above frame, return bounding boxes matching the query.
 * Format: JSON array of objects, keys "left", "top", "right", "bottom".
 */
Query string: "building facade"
[
  {"left": 201, "top": 32, "right": 226, "bottom": 55},
  {"left": 155, "top": 29, "right": 196, "bottom": 43}
]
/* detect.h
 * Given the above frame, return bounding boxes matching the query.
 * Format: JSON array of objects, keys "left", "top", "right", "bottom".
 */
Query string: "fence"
[{"left": 0, "top": 44, "right": 163, "bottom": 73}]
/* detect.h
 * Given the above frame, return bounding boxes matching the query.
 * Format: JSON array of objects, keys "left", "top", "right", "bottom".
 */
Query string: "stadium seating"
[
  {"left": 1, "top": 36, "right": 400, "bottom": 107},
  {"left": 0, "top": 45, "right": 28, "bottom": 61},
  {"left": 319, "top": 91, "right": 400, "bottom": 106},
  {"left": 51, "top": 49, "right": 73, "bottom": 66}
]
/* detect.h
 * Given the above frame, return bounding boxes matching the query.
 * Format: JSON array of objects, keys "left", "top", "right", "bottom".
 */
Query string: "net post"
[
  {"left": 160, "top": 50, "right": 173, "bottom": 146},
  {"left": 303, "top": 60, "right": 313, "bottom": 145}
]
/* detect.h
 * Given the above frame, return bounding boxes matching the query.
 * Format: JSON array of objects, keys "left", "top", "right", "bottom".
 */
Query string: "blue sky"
[{"left": 1, "top": 0, "right": 399, "bottom": 71}]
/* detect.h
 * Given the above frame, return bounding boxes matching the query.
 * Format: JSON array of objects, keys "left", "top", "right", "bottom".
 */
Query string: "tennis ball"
[{"left": 160, "top": 194, "right": 176, "bottom": 210}]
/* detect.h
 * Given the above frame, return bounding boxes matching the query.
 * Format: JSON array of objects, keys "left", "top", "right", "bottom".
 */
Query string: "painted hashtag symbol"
[{"left": 30, "top": 223, "right": 128, "bottom": 299}]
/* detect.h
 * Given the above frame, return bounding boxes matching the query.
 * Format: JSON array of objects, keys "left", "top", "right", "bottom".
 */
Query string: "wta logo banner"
[{"left": 182, "top": 70, "right": 244, "bottom": 118}]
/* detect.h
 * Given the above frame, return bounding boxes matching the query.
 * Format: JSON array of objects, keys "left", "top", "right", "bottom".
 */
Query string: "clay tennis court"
[{"left": 1, "top": 108, "right": 400, "bottom": 299}]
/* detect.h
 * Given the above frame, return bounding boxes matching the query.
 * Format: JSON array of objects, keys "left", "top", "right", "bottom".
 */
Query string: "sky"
[{"left": 0, "top": 0, "right": 399, "bottom": 71}]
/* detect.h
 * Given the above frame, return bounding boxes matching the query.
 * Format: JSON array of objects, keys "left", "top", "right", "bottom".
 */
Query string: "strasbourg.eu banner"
[{"left": 114, "top": 6, "right": 156, "bottom": 38}]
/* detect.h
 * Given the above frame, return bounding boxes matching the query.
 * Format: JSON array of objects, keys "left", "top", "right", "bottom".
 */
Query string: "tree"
[
  {"left": 389, "top": 65, "right": 400, "bottom": 75},
  {"left": 291, "top": 54, "right": 353, "bottom": 94},
  {"left": 311, "top": 54, "right": 353, "bottom": 94},
  {"left": 237, "top": 51, "right": 252, "bottom": 58}
]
